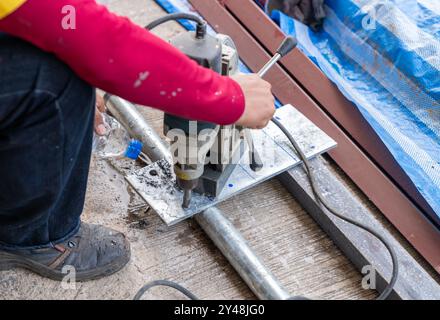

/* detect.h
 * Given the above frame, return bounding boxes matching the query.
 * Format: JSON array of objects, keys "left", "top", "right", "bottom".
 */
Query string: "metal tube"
[
  {"left": 195, "top": 208, "right": 291, "bottom": 300},
  {"left": 104, "top": 94, "right": 171, "bottom": 163},
  {"left": 257, "top": 53, "right": 281, "bottom": 78},
  {"left": 107, "top": 95, "right": 291, "bottom": 299}
]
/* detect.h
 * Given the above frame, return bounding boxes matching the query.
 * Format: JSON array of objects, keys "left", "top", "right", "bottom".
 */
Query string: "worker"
[{"left": 0, "top": 0, "right": 275, "bottom": 281}]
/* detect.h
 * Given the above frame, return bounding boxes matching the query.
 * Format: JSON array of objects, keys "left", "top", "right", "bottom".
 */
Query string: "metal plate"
[{"left": 126, "top": 105, "right": 336, "bottom": 225}]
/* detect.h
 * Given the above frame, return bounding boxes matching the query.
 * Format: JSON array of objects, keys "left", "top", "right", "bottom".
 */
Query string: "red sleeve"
[{"left": 0, "top": 0, "right": 245, "bottom": 125}]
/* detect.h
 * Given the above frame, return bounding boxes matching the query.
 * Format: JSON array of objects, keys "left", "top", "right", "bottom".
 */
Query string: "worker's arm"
[{"left": 0, "top": 0, "right": 245, "bottom": 125}]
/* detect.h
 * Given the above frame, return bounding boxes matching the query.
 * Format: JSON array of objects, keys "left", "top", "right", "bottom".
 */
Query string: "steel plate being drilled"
[{"left": 126, "top": 105, "right": 336, "bottom": 225}]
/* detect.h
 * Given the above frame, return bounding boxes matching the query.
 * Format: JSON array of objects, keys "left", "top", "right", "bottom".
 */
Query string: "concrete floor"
[{"left": 0, "top": 0, "right": 381, "bottom": 300}]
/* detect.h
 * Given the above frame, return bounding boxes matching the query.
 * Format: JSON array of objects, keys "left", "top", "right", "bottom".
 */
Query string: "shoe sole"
[{"left": 0, "top": 248, "right": 131, "bottom": 282}]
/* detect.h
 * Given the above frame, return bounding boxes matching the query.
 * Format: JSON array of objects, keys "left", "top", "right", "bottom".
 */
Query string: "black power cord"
[
  {"left": 271, "top": 117, "right": 398, "bottom": 300},
  {"left": 135, "top": 14, "right": 398, "bottom": 301},
  {"left": 145, "top": 12, "right": 207, "bottom": 39},
  {"left": 134, "top": 280, "right": 199, "bottom": 300}
]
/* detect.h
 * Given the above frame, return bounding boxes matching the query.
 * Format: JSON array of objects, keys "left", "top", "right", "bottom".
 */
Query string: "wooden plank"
[{"left": 188, "top": 0, "right": 440, "bottom": 274}]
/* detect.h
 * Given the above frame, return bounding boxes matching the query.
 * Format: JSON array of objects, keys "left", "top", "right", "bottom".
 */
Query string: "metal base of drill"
[
  {"left": 126, "top": 105, "right": 336, "bottom": 225},
  {"left": 196, "top": 141, "right": 245, "bottom": 198}
]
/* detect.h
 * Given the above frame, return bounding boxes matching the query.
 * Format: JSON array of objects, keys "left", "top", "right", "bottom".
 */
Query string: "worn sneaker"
[{"left": 0, "top": 223, "right": 130, "bottom": 281}]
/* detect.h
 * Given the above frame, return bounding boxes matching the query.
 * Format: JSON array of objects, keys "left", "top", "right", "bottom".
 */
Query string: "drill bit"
[{"left": 182, "top": 189, "right": 192, "bottom": 208}]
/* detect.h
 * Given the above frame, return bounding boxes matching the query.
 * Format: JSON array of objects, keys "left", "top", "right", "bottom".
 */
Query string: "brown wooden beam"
[{"left": 188, "top": 0, "right": 440, "bottom": 273}]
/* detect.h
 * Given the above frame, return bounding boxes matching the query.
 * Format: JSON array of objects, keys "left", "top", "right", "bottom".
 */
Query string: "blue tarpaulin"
[{"left": 154, "top": 0, "right": 440, "bottom": 224}]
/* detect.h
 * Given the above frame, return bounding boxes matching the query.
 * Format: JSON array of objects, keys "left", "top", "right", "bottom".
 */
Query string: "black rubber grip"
[
  {"left": 250, "top": 149, "right": 264, "bottom": 172},
  {"left": 276, "top": 36, "right": 298, "bottom": 57}
]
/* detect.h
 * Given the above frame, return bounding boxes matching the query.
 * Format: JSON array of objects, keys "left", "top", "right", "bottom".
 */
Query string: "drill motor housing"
[{"left": 164, "top": 31, "right": 245, "bottom": 202}]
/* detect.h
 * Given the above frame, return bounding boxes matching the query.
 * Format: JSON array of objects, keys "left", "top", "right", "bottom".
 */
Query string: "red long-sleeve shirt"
[{"left": 0, "top": 0, "right": 245, "bottom": 125}]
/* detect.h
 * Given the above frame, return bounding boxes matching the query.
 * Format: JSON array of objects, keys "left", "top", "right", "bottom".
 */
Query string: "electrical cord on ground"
[
  {"left": 134, "top": 280, "right": 199, "bottom": 300},
  {"left": 271, "top": 117, "right": 398, "bottom": 300}
]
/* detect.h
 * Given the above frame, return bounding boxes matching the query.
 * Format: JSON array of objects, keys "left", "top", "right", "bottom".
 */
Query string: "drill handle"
[{"left": 276, "top": 36, "right": 298, "bottom": 57}]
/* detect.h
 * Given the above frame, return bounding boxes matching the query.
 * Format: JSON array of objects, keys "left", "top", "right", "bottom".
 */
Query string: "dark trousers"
[{"left": 0, "top": 34, "right": 95, "bottom": 249}]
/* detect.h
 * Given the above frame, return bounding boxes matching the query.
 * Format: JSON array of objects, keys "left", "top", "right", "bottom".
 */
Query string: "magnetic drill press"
[{"left": 163, "top": 22, "right": 259, "bottom": 208}]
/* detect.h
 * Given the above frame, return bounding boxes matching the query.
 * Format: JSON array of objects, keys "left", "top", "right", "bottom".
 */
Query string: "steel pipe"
[
  {"left": 105, "top": 94, "right": 171, "bottom": 163},
  {"left": 106, "top": 95, "right": 292, "bottom": 299},
  {"left": 257, "top": 53, "right": 281, "bottom": 78},
  {"left": 195, "top": 208, "right": 291, "bottom": 300}
]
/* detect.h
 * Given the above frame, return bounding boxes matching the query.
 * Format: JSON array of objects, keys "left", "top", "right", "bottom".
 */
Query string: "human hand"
[
  {"left": 94, "top": 94, "right": 107, "bottom": 135},
  {"left": 232, "top": 74, "right": 275, "bottom": 129}
]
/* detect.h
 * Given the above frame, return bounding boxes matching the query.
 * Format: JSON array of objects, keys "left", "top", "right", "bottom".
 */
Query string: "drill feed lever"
[
  {"left": 248, "top": 36, "right": 298, "bottom": 171},
  {"left": 258, "top": 36, "right": 297, "bottom": 77}
]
